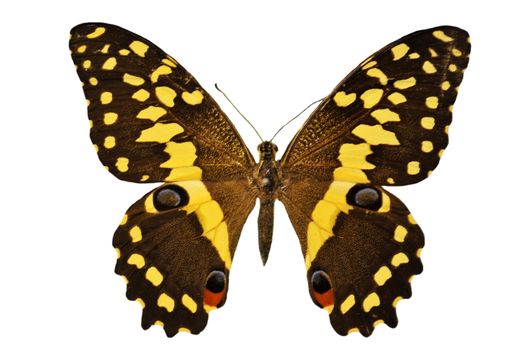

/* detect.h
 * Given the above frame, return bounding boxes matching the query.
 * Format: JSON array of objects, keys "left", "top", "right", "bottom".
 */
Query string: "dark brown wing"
[
  {"left": 281, "top": 26, "right": 470, "bottom": 186},
  {"left": 70, "top": 23, "right": 257, "bottom": 336},
  {"left": 70, "top": 23, "right": 254, "bottom": 183},
  {"left": 278, "top": 26, "right": 470, "bottom": 336}
]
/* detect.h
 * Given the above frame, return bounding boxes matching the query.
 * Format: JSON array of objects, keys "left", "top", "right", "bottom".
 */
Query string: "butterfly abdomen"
[{"left": 256, "top": 142, "right": 281, "bottom": 264}]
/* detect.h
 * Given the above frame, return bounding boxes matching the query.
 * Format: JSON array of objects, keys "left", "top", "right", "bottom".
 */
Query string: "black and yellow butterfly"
[{"left": 69, "top": 23, "right": 470, "bottom": 337}]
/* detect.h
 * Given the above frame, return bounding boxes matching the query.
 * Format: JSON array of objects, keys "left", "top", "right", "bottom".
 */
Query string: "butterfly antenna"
[
  {"left": 269, "top": 98, "right": 324, "bottom": 142},
  {"left": 215, "top": 84, "right": 264, "bottom": 143}
]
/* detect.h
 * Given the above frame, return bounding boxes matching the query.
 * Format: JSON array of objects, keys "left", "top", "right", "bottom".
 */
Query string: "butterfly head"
[{"left": 257, "top": 141, "right": 278, "bottom": 161}]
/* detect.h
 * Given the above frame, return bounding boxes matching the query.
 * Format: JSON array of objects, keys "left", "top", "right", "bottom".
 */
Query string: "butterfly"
[{"left": 69, "top": 23, "right": 470, "bottom": 337}]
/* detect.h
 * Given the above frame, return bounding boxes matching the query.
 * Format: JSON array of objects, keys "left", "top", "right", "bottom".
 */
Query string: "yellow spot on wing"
[
  {"left": 373, "top": 319, "right": 384, "bottom": 327},
  {"left": 182, "top": 90, "right": 204, "bottom": 105},
  {"left": 426, "top": 96, "right": 439, "bottom": 109},
  {"left": 127, "top": 253, "right": 145, "bottom": 268},
  {"left": 394, "top": 225, "right": 408, "bottom": 242},
  {"left": 156, "top": 86, "right": 177, "bottom": 107},
  {"left": 129, "top": 40, "right": 149, "bottom": 57},
  {"left": 333, "top": 91, "right": 356, "bottom": 107},
  {"left": 360, "top": 89, "right": 383, "bottom": 108},
  {"left": 146, "top": 266, "right": 164, "bottom": 286},
  {"left": 391, "top": 43, "right": 410, "bottom": 61},
  {"left": 103, "top": 136, "right": 116, "bottom": 149},
  {"left": 452, "top": 48, "right": 462, "bottom": 57},
  {"left": 162, "top": 57, "right": 177, "bottom": 67},
  {"left": 158, "top": 293, "right": 175, "bottom": 312},
  {"left": 154, "top": 321, "right": 164, "bottom": 327},
  {"left": 352, "top": 124, "right": 399, "bottom": 145},
  {"left": 449, "top": 64, "right": 457, "bottom": 72},
  {"left": 366, "top": 68, "right": 388, "bottom": 85},
  {"left": 178, "top": 327, "right": 191, "bottom": 333},
  {"left": 392, "top": 296, "right": 403, "bottom": 307},
  {"left": 420, "top": 117, "right": 435, "bottom": 130},
  {"left": 115, "top": 157, "right": 129, "bottom": 172},
  {"left": 422, "top": 61, "right": 437, "bottom": 74},
  {"left": 388, "top": 92, "right": 407, "bottom": 105},
  {"left": 363, "top": 292, "right": 380, "bottom": 312},
  {"left": 340, "top": 294, "right": 356, "bottom": 314},
  {"left": 120, "top": 214, "right": 128, "bottom": 226},
  {"left": 100, "top": 44, "right": 110, "bottom": 54},
  {"left": 132, "top": 89, "right": 150, "bottom": 102},
  {"left": 151, "top": 65, "right": 172, "bottom": 83},
  {"left": 348, "top": 328, "right": 359, "bottom": 334},
  {"left": 182, "top": 294, "right": 198, "bottom": 313},
  {"left": 421, "top": 140, "right": 433, "bottom": 153},
  {"left": 136, "top": 106, "right": 167, "bottom": 122},
  {"left": 195, "top": 200, "right": 224, "bottom": 233},
  {"left": 123, "top": 73, "right": 145, "bottom": 86},
  {"left": 374, "top": 266, "right": 392, "bottom": 286},
  {"left": 115, "top": 248, "right": 121, "bottom": 258},
  {"left": 86, "top": 27, "right": 106, "bottom": 39},
  {"left": 77, "top": 45, "right": 86, "bottom": 53},
  {"left": 428, "top": 48, "right": 438, "bottom": 57},
  {"left": 89, "top": 77, "right": 98, "bottom": 86},
  {"left": 82, "top": 60, "right": 91, "bottom": 69},
  {"left": 136, "top": 298, "right": 145, "bottom": 308},
  {"left": 408, "top": 52, "right": 420, "bottom": 59},
  {"left": 394, "top": 77, "right": 416, "bottom": 90},
  {"left": 441, "top": 81, "right": 451, "bottom": 91},
  {"left": 408, "top": 214, "right": 417, "bottom": 225},
  {"left": 102, "top": 57, "right": 117, "bottom": 70},
  {"left": 104, "top": 112, "right": 118, "bottom": 125},
  {"left": 361, "top": 60, "right": 377, "bottom": 70},
  {"left": 391, "top": 252, "right": 409, "bottom": 266},
  {"left": 136, "top": 123, "right": 184, "bottom": 143},
  {"left": 119, "top": 49, "right": 130, "bottom": 56},
  {"left": 433, "top": 30, "right": 453, "bottom": 42},
  {"left": 407, "top": 161, "right": 420, "bottom": 175},
  {"left": 100, "top": 91, "right": 112, "bottom": 104},
  {"left": 160, "top": 142, "right": 197, "bottom": 168},
  {"left": 371, "top": 109, "right": 400, "bottom": 124},
  {"left": 129, "top": 225, "right": 142, "bottom": 243}
]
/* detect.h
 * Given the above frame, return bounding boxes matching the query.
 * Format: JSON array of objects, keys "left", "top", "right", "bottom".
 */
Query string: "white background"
[{"left": 1, "top": 0, "right": 524, "bottom": 348}]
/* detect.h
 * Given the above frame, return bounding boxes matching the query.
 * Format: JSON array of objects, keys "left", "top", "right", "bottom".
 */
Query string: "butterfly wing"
[
  {"left": 70, "top": 23, "right": 254, "bottom": 183},
  {"left": 279, "top": 26, "right": 470, "bottom": 335},
  {"left": 281, "top": 26, "right": 470, "bottom": 186},
  {"left": 70, "top": 23, "right": 257, "bottom": 335}
]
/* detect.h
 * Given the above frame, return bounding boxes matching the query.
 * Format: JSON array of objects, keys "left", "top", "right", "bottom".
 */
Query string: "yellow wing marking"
[
  {"left": 182, "top": 90, "right": 204, "bottom": 105},
  {"left": 157, "top": 293, "right": 175, "bottom": 312},
  {"left": 129, "top": 40, "right": 149, "bottom": 57}
]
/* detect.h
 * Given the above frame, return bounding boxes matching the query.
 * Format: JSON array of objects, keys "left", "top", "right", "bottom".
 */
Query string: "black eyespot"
[
  {"left": 346, "top": 185, "right": 382, "bottom": 210},
  {"left": 205, "top": 270, "right": 226, "bottom": 293},
  {"left": 311, "top": 270, "right": 332, "bottom": 294},
  {"left": 153, "top": 185, "right": 189, "bottom": 211}
]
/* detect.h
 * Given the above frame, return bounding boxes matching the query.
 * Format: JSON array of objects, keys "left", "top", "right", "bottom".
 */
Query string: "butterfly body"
[{"left": 70, "top": 23, "right": 470, "bottom": 337}]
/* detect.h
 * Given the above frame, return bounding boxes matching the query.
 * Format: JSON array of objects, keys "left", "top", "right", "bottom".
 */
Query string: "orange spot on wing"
[
  {"left": 203, "top": 289, "right": 225, "bottom": 307},
  {"left": 313, "top": 289, "right": 334, "bottom": 308}
]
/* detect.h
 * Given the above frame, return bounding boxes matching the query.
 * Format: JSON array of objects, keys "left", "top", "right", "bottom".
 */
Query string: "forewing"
[
  {"left": 69, "top": 23, "right": 254, "bottom": 183},
  {"left": 281, "top": 26, "right": 470, "bottom": 186}
]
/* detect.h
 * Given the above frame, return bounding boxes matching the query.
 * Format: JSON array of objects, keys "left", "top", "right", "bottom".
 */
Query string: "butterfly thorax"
[{"left": 255, "top": 141, "right": 280, "bottom": 264}]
